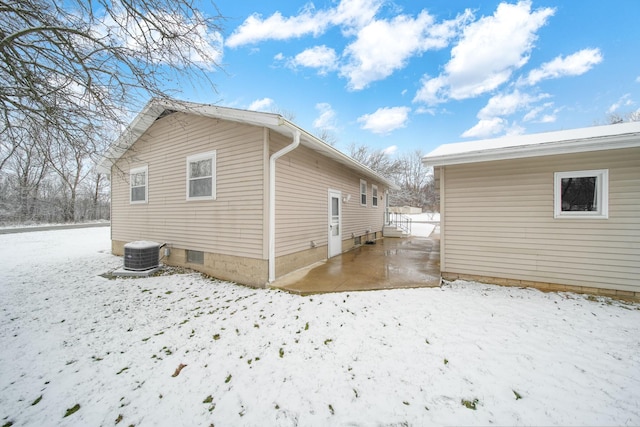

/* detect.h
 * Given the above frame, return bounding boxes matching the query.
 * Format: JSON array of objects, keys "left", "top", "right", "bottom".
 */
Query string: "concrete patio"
[{"left": 271, "top": 230, "right": 441, "bottom": 295}]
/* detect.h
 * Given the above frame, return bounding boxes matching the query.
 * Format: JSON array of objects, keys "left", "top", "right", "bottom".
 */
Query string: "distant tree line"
[
  {"left": 347, "top": 143, "right": 439, "bottom": 213},
  {"left": 0, "top": 127, "right": 109, "bottom": 224}
]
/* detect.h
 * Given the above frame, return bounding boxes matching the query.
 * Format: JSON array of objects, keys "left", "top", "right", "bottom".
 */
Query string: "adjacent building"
[{"left": 423, "top": 122, "right": 640, "bottom": 299}]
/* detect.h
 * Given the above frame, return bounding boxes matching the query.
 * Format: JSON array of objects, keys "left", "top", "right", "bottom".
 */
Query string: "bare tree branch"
[{"left": 1, "top": 0, "right": 225, "bottom": 173}]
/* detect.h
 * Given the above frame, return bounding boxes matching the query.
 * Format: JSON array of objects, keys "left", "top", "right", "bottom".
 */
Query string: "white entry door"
[{"left": 328, "top": 190, "right": 342, "bottom": 258}]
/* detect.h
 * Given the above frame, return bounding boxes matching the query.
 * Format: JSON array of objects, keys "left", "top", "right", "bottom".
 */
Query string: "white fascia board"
[{"left": 423, "top": 123, "right": 640, "bottom": 167}]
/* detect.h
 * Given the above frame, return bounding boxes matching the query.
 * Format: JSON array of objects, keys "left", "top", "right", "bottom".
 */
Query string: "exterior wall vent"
[{"left": 124, "top": 241, "right": 160, "bottom": 271}]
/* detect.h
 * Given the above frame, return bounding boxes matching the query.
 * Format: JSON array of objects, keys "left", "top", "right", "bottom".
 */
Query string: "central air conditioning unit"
[{"left": 124, "top": 241, "right": 160, "bottom": 271}]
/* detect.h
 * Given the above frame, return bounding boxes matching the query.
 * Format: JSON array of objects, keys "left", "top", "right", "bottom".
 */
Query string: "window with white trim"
[
  {"left": 372, "top": 185, "right": 379, "bottom": 207},
  {"left": 554, "top": 169, "right": 608, "bottom": 219},
  {"left": 130, "top": 165, "right": 148, "bottom": 204},
  {"left": 187, "top": 151, "right": 216, "bottom": 200},
  {"left": 360, "top": 180, "right": 367, "bottom": 206}
]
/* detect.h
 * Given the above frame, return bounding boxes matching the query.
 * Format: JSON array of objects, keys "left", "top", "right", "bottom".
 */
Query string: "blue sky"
[{"left": 179, "top": 0, "right": 640, "bottom": 155}]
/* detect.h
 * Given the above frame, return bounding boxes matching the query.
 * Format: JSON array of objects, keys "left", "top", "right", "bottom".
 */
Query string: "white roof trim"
[
  {"left": 97, "top": 99, "right": 398, "bottom": 190},
  {"left": 422, "top": 122, "right": 640, "bottom": 167}
]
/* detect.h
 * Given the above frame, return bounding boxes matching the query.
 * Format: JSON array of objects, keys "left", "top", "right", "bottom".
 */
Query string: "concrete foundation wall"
[
  {"left": 113, "top": 240, "right": 268, "bottom": 287},
  {"left": 275, "top": 245, "right": 326, "bottom": 278},
  {"left": 442, "top": 272, "right": 640, "bottom": 302},
  {"left": 114, "top": 232, "right": 383, "bottom": 286}
]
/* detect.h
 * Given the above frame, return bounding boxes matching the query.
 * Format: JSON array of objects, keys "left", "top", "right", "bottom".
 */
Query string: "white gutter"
[{"left": 268, "top": 124, "right": 301, "bottom": 282}]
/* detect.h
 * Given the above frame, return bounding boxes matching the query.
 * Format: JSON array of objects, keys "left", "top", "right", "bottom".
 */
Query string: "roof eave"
[{"left": 422, "top": 132, "right": 640, "bottom": 167}]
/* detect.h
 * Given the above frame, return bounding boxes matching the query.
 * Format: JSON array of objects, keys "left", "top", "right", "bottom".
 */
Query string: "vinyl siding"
[
  {"left": 441, "top": 147, "right": 640, "bottom": 292},
  {"left": 270, "top": 132, "right": 387, "bottom": 258},
  {"left": 111, "top": 112, "right": 266, "bottom": 259}
]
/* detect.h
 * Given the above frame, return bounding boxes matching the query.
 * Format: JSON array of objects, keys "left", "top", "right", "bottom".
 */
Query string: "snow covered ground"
[{"left": 1, "top": 227, "right": 639, "bottom": 427}]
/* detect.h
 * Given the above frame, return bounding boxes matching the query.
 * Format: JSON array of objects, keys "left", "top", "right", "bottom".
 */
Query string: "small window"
[
  {"left": 187, "top": 151, "right": 216, "bottom": 200},
  {"left": 186, "top": 250, "right": 204, "bottom": 264},
  {"left": 130, "top": 165, "right": 148, "bottom": 204},
  {"left": 360, "top": 180, "right": 367, "bottom": 206},
  {"left": 554, "top": 169, "right": 608, "bottom": 219},
  {"left": 372, "top": 185, "right": 379, "bottom": 207}
]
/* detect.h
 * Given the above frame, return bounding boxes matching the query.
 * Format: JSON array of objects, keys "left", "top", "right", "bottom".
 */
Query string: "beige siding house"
[
  {"left": 423, "top": 122, "right": 640, "bottom": 300},
  {"left": 98, "top": 99, "right": 397, "bottom": 286}
]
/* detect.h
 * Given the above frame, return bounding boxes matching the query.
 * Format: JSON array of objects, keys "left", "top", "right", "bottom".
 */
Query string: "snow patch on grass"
[{"left": 0, "top": 227, "right": 639, "bottom": 426}]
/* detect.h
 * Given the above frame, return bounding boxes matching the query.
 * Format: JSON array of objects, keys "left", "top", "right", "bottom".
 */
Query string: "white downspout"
[{"left": 268, "top": 126, "right": 301, "bottom": 282}]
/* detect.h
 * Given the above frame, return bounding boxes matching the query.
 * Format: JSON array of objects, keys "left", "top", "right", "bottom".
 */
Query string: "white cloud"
[
  {"left": 274, "top": 52, "right": 285, "bottom": 61},
  {"left": 461, "top": 117, "right": 506, "bottom": 138},
  {"left": 415, "top": 106, "right": 436, "bottom": 115},
  {"left": 226, "top": 0, "right": 468, "bottom": 90},
  {"left": 330, "top": 0, "right": 385, "bottom": 34},
  {"left": 523, "top": 102, "right": 554, "bottom": 122},
  {"left": 248, "top": 97, "right": 274, "bottom": 111},
  {"left": 313, "top": 103, "right": 337, "bottom": 129},
  {"left": 447, "top": 1, "right": 554, "bottom": 99},
  {"left": 478, "top": 90, "right": 549, "bottom": 119},
  {"left": 523, "top": 107, "right": 541, "bottom": 122},
  {"left": 414, "top": 1, "right": 554, "bottom": 104},
  {"left": 226, "top": 7, "right": 329, "bottom": 48},
  {"left": 607, "top": 93, "right": 633, "bottom": 114},
  {"left": 466, "top": 90, "right": 552, "bottom": 137},
  {"left": 341, "top": 10, "right": 471, "bottom": 90},
  {"left": 226, "top": 0, "right": 383, "bottom": 48},
  {"left": 414, "top": 75, "right": 448, "bottom": 105},
  {"left": 382, "top": 145, "right": 398, "bottom": 155},
  {"left": 291, "top": 46, "right": 338, "bottom": 74},
  {"left": 522, "top": 48, "right": 603, "bottom": 85},
  {"left": 357, "top": 106, "right": 411, "bottom": 134},
  {"left": 505, "top": 123, "right": 526, "bottom": 136}
]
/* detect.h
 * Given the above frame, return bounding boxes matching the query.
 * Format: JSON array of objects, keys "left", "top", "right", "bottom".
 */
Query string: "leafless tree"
[
  {"left": 315, "top": 128, "right": 337, "bottom": 146},
  {"left": 347, "top": 143, "right": 403, "bottom": 180},
  {"left": 7, "top": 138, "right": 49, "bottom": 221},
  {"left": 270, "top": 107, "right": 297, "bottom": 122},
  {"left": 595, "top": 110, "right": 640, "bottom": 126},
  {"left": 391, "top": 150, "right": 438, "bottom": 211},
  {"left": 346, "top": 143, "right": 438, "bottom": 210},
  {"left": 81, "top": 169, "right": 110, "bottom": 220},
  {"left": 1, "top": 0, "right": 224, "bottom": 170},
  {"left": 41, "top": 127, "right": 96, "bottom": 222},
  {"left": 0, "top": 0, "right": 224, "bottom": 223}
]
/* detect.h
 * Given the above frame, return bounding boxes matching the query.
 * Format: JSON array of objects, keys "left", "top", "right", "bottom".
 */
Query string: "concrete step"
[{"left": 383, "top": 226, "right": 409, "bottom": 238}]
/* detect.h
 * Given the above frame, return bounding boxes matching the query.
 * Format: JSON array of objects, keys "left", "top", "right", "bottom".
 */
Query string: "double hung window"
[
  {"left": 130, "top": 165, "right": 148, "bottom": 203},
  {"left": 360, "top": 180, "right": 367, "bottom": 206},
  {"left": 372, "top": 185, "right": 378, "bottom": 207},
  {"left": 187, "top": 151, "right": 216, "bottom": 200}
]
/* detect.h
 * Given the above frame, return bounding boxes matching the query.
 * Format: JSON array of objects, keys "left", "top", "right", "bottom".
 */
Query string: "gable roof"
[
  {"left": 422, "top": 122, "right": 640, "bottom": 167},
  {"left": 97, "top": 98, "right": 399, "bottom": 189}
]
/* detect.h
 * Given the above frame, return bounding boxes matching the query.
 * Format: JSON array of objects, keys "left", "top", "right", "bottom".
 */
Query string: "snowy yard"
[{"left": 1, "top": 227, "right": 639, "bottom": 427}]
